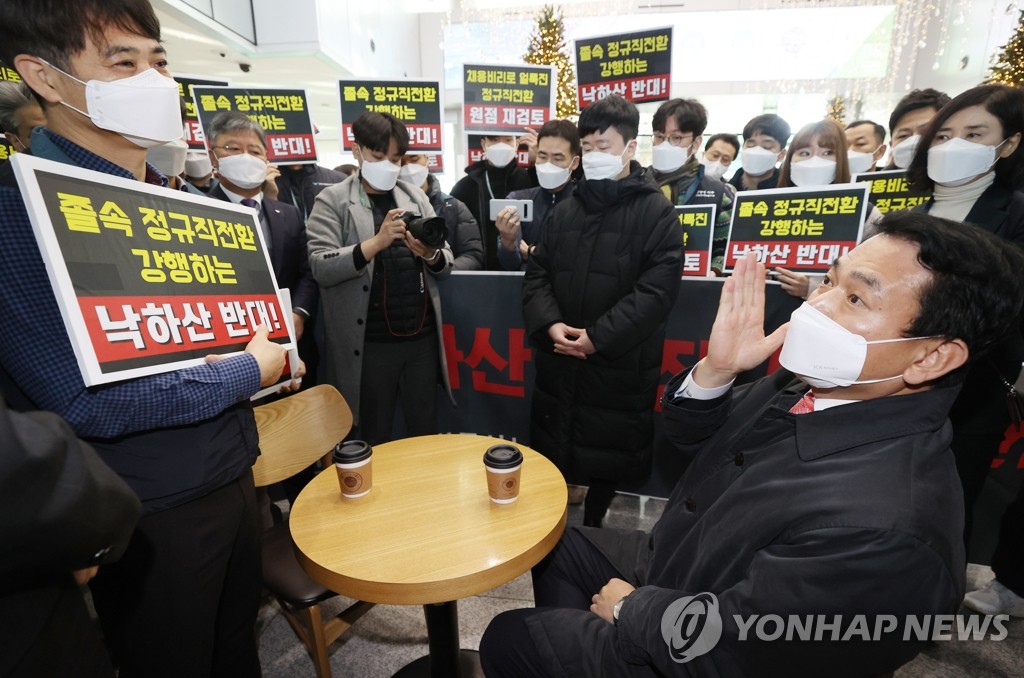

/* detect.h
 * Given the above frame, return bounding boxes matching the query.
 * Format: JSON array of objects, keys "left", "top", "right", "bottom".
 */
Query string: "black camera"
[{"left": 398, "top": 212, "right": 448, "bottom": 250}]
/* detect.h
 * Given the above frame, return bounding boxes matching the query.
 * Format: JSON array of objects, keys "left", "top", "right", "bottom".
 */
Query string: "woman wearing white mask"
[
  {"left": 774, "top": 119, "right": 882, "bottom": 299},
  {"left": 905, "top": 85, "right": 1024, "bottom": 618},
  {"left": 307, "top": 112, "right": 455, "bottom": 445},
  {"left": 777, "top": 118, "right": 850, "bottom": 189}
]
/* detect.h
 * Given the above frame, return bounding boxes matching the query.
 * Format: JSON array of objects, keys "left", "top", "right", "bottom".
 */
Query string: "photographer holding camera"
[{"left": 307, "top": 112, "right": 454, "bottom": 445}]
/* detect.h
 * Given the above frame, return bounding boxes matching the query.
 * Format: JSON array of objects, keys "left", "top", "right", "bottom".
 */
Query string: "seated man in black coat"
[{"left": 482, "top": 211, "right": 1024, "bottom": 677}]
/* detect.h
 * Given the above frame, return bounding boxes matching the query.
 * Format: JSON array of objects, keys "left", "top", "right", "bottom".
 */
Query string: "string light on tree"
[
  {"left": 826, "top": 95, "right": 846, "bottom": 126},
  {"left": 523, "top": 4, "right": 578, "bottom": 119},
  {"left": 986, "top": 9, "right": 1024, "bottom": 86}
]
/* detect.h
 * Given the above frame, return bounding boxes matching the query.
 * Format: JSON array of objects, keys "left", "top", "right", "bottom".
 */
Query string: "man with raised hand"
[{"left": 483, "top": 211, "right": 1024, "bottom": 677}]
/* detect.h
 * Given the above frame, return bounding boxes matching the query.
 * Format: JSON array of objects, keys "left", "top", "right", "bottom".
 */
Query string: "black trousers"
[
  {"left": 0, "top": 579, "right": 114, "bottom": 678},
  {"left": 357, "top": 333, "right": 440, "bottom": 445},
  {"left": 991, "top": 480, "right": 1024, "bottom": 595},
  {"left": 89, "top": 474, "right": 262, "bottom": 678},
  {"left": 480, "top": 527, "right": 649, "bottom": 678},
  {"left": 952, "top": 431, "right": 1006, "bottom": 548}
]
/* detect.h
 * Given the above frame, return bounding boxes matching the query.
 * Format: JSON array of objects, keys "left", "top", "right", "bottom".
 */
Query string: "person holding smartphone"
[{"left": 495, "top": 119, "right": 580, "bottom": 271}]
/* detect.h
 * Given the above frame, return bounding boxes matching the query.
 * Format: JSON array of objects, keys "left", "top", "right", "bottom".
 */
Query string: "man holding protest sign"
[{"left": 0, "top": 1, "right": 288, "bottom": 675}]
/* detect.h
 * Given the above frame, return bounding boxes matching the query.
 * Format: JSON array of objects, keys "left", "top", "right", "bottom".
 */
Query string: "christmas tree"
[
  {"left": 523, "top": 5, "right": 578, "bottom": 119},
  {"left": 986, "top": 10, "right": 1024, "bottom": 86},
  {"left": 826, "top": 95, "right": 846, "bottom": 126}
]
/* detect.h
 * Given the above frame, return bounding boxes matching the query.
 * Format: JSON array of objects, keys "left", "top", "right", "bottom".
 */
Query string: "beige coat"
[{"left": 306, "top": 176, "right": 454, "bottom": 423}]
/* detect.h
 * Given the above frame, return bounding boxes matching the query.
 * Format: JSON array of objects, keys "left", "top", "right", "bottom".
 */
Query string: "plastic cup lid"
[
  {"left": 333, "top": 440, "right": 372, "bottom": 464},
  {"left": 483, "top": 444, "right": 523, "bottom": 469}
]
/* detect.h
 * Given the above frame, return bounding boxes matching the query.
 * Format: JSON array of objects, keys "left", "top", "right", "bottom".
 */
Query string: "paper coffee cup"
[
  {"left": 333, "top": 440, "right": 373, "bottom": 499},
  {"left": 483, "top": 444, "right": 523, "bottom": 504}
]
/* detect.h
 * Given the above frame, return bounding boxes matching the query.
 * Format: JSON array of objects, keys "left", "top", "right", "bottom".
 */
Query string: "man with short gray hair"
[
  {"left": 205, "top": 111, "right": 317, "bottom": 343},
  {"left": 0, "top": 80, "right": 45, "bottom": 153}
]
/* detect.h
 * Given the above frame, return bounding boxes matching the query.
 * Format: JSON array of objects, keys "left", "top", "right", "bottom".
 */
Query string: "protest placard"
[{"left": 12, "top": 154, "right": 293, "bottom": 386}]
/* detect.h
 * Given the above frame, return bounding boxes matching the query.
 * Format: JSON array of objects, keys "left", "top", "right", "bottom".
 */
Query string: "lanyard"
[{"left": 484, "top": 171, "right": 496, "bottom": 200}]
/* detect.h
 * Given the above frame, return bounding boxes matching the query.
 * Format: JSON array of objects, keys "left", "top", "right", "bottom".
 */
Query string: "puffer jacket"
[{"left": 523, "top": 161, "right": 683, "bottom": 481}]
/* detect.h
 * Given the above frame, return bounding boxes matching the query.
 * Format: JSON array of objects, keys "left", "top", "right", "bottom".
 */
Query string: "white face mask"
[
  {"left": 146, "top": 138, "right": 188, "bottom": 178},
  {"left": 45, "top": 61, "right": 183, "bottom": 148},
  {"left": 847, "top": 149, "right": 877, "bottom": 176},
  {"left": 185, "top": 150, "right": 213, "bottom": 178},
  {"left": 740, "top": 145, "right": 779, "bottom": 176},
  {"left": 360, "top": 156, "right": 401, "bottom": 191},
  {"left": 536, "top": 161, "right": 572, "bottom": 190},
  {"left": 216, "top": 153, "right": 268, "bottom": 190},
  {"left": 927, "top": 136, "right": 1005, "bottom": 187},
  {"left": 582, "top": 146, "right": 629, "bottom": 181},
  {"left": 700, "top": 158, "right": 729, "bottom": 181},
  {"left": 789, "top": 155, "right": 837, "bottom": 187},
  {"left": 398, "top": 163, "right": 429, "bottom": 188},
  {"left": 651, "top": 140, "right": 691, "bottom": 173},
  {"left": 484, "top": 142, "right": 516, "bottom": 168},
  {"left": 891, "top": 135, "right": 920, "bottom": 169},
  {"left": 779, "top": 302, "right": 934, "bottom": 388}
]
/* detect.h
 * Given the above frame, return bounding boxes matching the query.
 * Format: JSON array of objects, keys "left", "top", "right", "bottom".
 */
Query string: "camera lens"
[{"left": 400, "top": 213, "right": 448, "bottom": 250}]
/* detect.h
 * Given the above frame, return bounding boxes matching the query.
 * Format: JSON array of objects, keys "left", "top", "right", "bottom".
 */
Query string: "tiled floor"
[{"left": 257, "top": 493, "right": 1023, "bottom": 677}]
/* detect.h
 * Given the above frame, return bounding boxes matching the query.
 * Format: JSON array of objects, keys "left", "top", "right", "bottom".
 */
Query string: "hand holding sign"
[
  {"left": 695, "top": 255, "right": 788, "bottom": 389},
  {"left": 263, "top": 165, "right": 281, "bottom": 201},
  {"left": 206, "top": 325, "right": 286, "bottom": 387},
  {"left": 518, "top": 127, "right": 539, "bottom": 165},
  {"left": 773, "top": 267, "right": 811, "bottom": 298}
]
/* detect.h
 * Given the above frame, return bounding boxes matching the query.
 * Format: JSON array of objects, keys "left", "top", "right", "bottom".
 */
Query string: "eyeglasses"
[
  {"left": 212, "top": 144, "right": 267, "bottom": 159},
  {"left": 652, "top": 133, "right": 694, "bottom": 148}
]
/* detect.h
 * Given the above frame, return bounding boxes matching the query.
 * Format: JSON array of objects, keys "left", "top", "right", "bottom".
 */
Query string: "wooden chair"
[{"left": 253, "top": 385, "right": 374, "bottom": 678}]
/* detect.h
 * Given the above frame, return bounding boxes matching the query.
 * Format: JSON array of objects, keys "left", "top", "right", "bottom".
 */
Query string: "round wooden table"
[{"left": 290, "top": 434, "right": 568, "bottom": 677}]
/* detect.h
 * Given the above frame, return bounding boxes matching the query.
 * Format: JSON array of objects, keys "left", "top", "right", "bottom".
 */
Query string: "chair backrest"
[{"left": 252, "top": 384, "right": 353, "bottom": 488}]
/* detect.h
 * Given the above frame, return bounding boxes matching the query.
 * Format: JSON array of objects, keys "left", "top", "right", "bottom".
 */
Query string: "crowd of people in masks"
[{"left": 1, "top": 0, "right": 1023, "bottom": 675}]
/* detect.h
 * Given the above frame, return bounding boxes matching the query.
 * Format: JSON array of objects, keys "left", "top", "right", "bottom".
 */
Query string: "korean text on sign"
[
  {"left": 725, "top": 185, "right": 868, "bottom": 273},
  {"left": 463, "top": 64, "right": 554, "bottom": 134}
]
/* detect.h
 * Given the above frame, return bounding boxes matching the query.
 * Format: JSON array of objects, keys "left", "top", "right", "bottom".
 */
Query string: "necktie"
[
  {"left": 789, "top": 391, "right": 815, "bottom": 415},
  {"left": 240, "top": 198, "right": 271, "bottom": 251}
]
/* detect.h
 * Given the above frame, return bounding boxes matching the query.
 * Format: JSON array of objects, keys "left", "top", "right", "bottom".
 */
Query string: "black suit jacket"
[
  {"left": 0, "top": 401, "right": 140, "bottom": 676},
  {"left": 963, "top": 182, "right": 1024, "bottom": 246},
  {"left": 919, "top": 183, "right": 1024, "bottom": 434},
  {"left": 209, "top": 185, "right": 318, "bottom": 317}
]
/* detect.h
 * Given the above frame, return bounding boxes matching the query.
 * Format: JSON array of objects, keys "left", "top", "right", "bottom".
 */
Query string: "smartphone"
[{"left": 489, "top": 198, "right": 533, "bottom": 222}]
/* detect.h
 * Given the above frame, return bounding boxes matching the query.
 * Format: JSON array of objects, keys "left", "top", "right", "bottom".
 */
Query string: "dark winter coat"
[
  {"left": 275, "top": 164, "right": 347, "bottom": 220},
  {"left": 425, "top": 174, "right": 485, "bottom": 271},
  {"left": 524, "top": 370, "right": 965, "bottom": 677},
  {"left": 523, "top": 161, "right": 682, "bottom": 482},
  {"left": 918, "top": 184, "right": 1024, "bottom": 437},
  {"left": 450, "top": 160, "right": 536, "bottom": 270}
]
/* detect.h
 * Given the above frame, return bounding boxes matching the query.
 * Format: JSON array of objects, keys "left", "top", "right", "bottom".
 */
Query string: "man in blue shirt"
[{"left": 0, "top": 1, "right": 287, "bottom": 675}]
